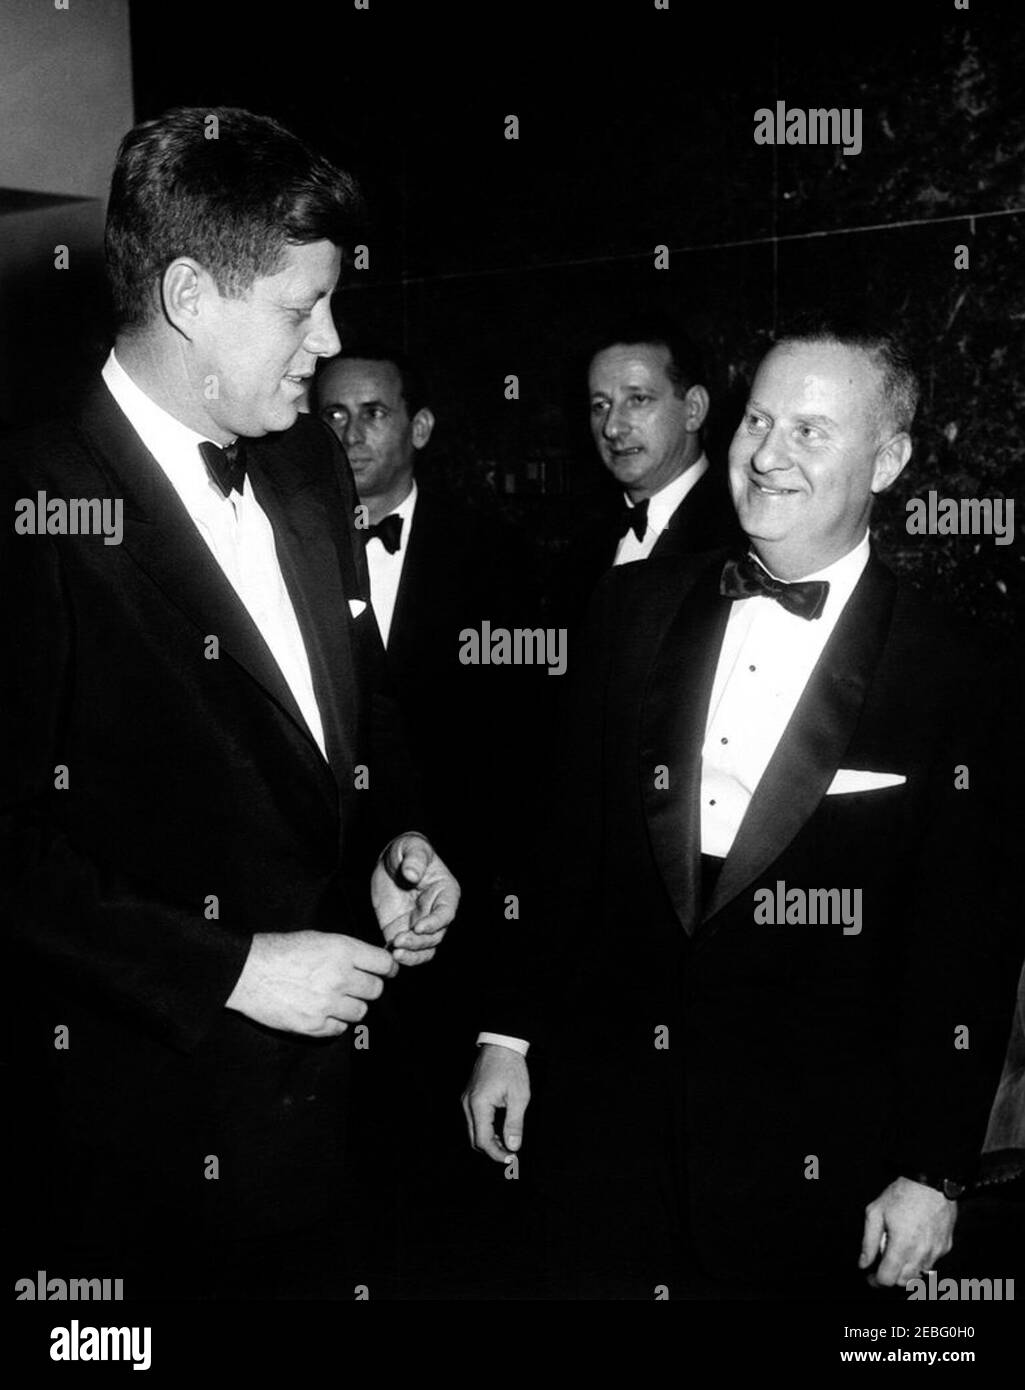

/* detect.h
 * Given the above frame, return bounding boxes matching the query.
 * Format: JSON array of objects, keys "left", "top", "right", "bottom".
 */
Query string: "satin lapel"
[
  {"left": 640, "top": 561, "right": 731, "bottom": 936},
  {"left": 247, "top": 436, "right": 359, "bottom": 788},
  {"left": 653, "top": 475, "right": 705, "bottom": 558},
  {"left": 76, "top": 388, "right": 334, "bottom": 787},
  {"left": 386, "top": 496, "right": 432, "bottom": 669},
  {"left": 702, "top": 553, "right": 898, "bottom": 927}
]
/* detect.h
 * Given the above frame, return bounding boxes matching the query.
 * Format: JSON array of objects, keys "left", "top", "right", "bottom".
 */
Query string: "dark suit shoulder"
[
  {"left": 409, "top": 485, "right": 535, "bottom": 586},
  {"left": 575, "top": 549, "right": 726, "bottom": 662},
  {"left": 0, "top": 411, "right": 102, "bottom": 497},
  {"left": 255, "top": 413, "right": 347, "bottom": 488},
  {"left": 601, "top": 545, "right": 726, "bottom": 609},
  {"left": 657, "top": 464, "right": 741, "bottom": 556},
  {"left": 413, "top": 484, "right": 523, "bottom": 545}
]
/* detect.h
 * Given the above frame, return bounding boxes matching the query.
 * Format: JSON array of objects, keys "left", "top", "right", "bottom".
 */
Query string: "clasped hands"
[{"left": 226, "top": 833, "right": 458, "bottom": 1037}]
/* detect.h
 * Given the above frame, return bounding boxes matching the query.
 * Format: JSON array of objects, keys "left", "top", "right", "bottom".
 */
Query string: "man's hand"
[
  {"left": 371, "top": 833, "right": 459, "bottom": 966},
  {"left": 225, "top": 930, "right": 398, "bottom": 1036},
  {"left": 462, "top": 1044, "right": 531, "bottom": 1162},
  {"left": 859, "top": 1177, "right": 958, "bottom": 1286}
]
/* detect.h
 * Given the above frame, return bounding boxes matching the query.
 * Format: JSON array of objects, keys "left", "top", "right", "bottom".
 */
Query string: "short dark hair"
[
  {"left": 587, "top": 315, "right": 706, "bottom": 397},
  {"left": 773, "top": 311, "right": 920, "bottom": 435},
  {"left": 106, "top": 106, "right": 363, "bottom": 331},
  {"left": 318, "top": 343, "right": 430, "bottom": 417}
]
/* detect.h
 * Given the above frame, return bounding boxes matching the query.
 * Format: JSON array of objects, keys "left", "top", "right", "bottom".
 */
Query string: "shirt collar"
[
  {"left": 624, "top": 453, "right": 708, "bottom": 534},
  {"left": 393, "top": 479, "right": 418, "bottom": 523},
  {"left": 103, "top": 349, "right": 221, "bottom": 450},
  {"left": 752, "top": 531, "right": 872, "bottom": 623},
  {"left": 101, "top": 349, "right": 237, "bottom": 511}
]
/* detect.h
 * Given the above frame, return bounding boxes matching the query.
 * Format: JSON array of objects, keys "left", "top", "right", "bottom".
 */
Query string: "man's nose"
[
  {"left": 305, "top": 302, "right": 341, "bottom": 358},
  {"left": 750, "top": 428, "right": 784, "bottom": 473},
  {"left": 343, "top": 413, "right": 365, "bottom": 448},
  {"left": 602, "top": 404, "right": 627, "bottom": 441}
]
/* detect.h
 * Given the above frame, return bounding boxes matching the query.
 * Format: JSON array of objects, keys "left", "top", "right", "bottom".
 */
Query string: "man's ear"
[
  {"left": 871, "top": 432, "right": 912, "bottom": 494},
  {"left": 411, "top": 407, "right": 435, "bottom": 450},
  {"left": 683, "top": 384, "right": 710, "bottom": 433},
  {"left": 161, "top": 258, "right": 207, "bottom": 338}
]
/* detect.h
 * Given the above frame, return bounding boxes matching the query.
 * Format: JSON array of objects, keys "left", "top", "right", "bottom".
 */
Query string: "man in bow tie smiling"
[
  {"left": 467, "top": 319, "right": 1021, "bottom": 1299},
  {"left": 3, "top": 106, "right": 460, "bottom": 1300}
]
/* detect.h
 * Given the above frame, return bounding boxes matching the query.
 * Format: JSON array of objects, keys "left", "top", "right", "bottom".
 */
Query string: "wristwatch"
[{"left": 906, "top": 1172, "right": 967, "bottom": 1200}]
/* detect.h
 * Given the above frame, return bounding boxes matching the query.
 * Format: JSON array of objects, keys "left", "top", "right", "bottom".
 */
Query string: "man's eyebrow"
[
  {"left": 795, "top": 412, "right": 839, "bottom": 429},
  {"left": 285, "top": 288, "right": 332, "bottom": 307}
]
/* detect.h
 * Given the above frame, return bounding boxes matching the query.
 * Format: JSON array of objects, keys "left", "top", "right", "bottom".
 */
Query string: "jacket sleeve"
[
  {"left": 479, "top": 565, "right": 621, "bottom": 1050},
  {"left": 2, "top": 459, "right": 251, "bottom": 1056}
]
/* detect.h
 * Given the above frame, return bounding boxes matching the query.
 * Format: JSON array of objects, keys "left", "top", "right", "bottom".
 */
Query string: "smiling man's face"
[
  {"left": 193, "top": 239, "right": 341, "bottom": 440},
  {"left": 728, "top": 341, "right": 910, "bottom": 578}
]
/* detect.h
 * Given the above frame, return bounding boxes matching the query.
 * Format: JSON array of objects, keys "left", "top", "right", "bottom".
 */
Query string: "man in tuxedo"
[
  {"left": 3, "top": 107, "right": 459, "bottom": 1299},
  {"left": 547, "top": 316, "right": 738, "bottom": 629},
  {"left": 316, "top": 346, "right": 537, "bottom": 857},
  {"left": 316, "top": 348, "right": 540, "bottom": 1295},
  {"left": 466, "top": 322, "right": 1021, "bottom": 1298}
]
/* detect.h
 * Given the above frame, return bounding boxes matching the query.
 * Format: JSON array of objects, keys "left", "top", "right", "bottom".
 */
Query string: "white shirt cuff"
[{"left": 477, "top": 1032, "right": 530, "bottom": 1056}]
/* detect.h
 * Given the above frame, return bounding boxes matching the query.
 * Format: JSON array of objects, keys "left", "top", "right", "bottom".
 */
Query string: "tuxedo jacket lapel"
[
  {"left": 640, "top": 562, "right": 731, "bottom": 936},
  {"left": 703, "top": 553, "right": 898, "bottom": 926},
  {"left": 387, "top": 495, "right": 433, "bottom": 668},
  {"left": 76, "top": 388, "right": 339, "bottom": 794},
  {"left": 248, "top": 435, "right": 360, "bottom": 789}
]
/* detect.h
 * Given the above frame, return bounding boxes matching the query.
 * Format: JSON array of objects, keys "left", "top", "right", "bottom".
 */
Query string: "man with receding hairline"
[{"left": 466, "top": 319, "right": 1020, "bottom": 1299}]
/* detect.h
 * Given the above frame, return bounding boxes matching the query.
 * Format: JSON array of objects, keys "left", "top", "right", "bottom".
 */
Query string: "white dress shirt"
[
  {"left": 613, "top": 454, "right": 709, "bottom": 565},
  {"left": 479, "top": 531, "right": 872, "bottom": 1058},
  {"left": 365, "top": 481, "right": 418, "bottom": 648},
  {"left": 700, "top": 533, "right": 870, "bottom": 856},
  {"left": 101, "top": 351, "right": 327, "bottom": 759}
]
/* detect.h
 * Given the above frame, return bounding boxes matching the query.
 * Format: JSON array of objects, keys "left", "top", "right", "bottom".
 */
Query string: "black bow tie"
[
  {"left": 199, "top": 439, "right": 247, "bottom": 499},
  {"left": 361, "top": 513, "right": 404, "bottom": 554},
  {"left": 615, "top": 498, "right": 649, "bottom": 543},
  {"left": 720, "top": 554, "right": 830, "bottom": 621}
]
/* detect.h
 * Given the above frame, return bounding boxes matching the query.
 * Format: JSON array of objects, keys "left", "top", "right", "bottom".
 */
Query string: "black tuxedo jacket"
[
  {"left": 2, "top": 385, "right": 418, "bottom": 1262},
  {"left": 495, "top": 547, "right": 1022, "bottom": 1282},
  {"left": 545, "top": 461, "right": 740, "bottom": 631},
  {"left": 383, "top": 484, "right": 539, "bottom": 856}
]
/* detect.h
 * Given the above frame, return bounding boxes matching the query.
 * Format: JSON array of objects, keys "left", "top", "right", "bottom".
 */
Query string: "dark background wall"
[{"left": 4, "top": 0, "right": 1023, "bottom": 626}]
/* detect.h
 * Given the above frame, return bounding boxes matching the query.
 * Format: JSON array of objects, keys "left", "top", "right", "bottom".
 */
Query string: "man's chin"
[
  {"left": 606, "top": 461, "right": 647, "bottom": 488},
  {"left": 736, "top": 508, "right": 791, "bottom": 545},
  {"left": 253, "top": 403, "right": 301, "bottom": 436}
]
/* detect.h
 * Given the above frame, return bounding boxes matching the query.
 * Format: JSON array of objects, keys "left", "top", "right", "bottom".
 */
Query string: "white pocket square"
[
  {"left": 826, "top": 768, "right": 907, "bottom": 795},
  {"left": 348, "top": 599, "right": 368, "bottom": 619}
]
